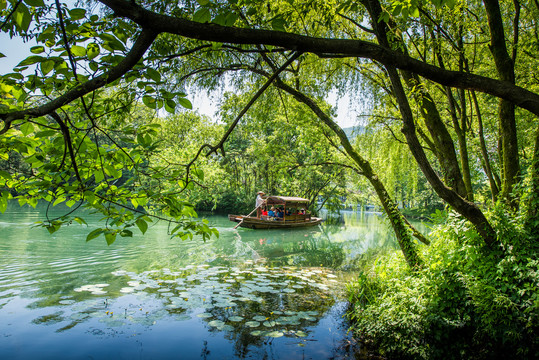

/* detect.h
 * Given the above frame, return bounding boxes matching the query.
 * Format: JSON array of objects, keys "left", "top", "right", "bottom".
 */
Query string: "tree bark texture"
[
  {"left": 471, "top": 90, "right": 500, "bottom": 203},
  {"left": 483, "top": 0, "right": 520, "bottom": 201}
]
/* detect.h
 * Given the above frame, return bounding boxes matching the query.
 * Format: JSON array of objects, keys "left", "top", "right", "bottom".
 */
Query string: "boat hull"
[{"left": 228, "top": 215, "right": 323, "bottom": 229}]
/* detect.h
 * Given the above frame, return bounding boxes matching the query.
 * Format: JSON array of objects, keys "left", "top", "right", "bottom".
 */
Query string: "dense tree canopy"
[{"left": 0, "top": 0, "right": 538, "bottom": 259}]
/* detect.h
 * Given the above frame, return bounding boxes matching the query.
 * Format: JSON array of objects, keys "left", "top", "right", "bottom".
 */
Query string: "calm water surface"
[{"left": 0, "top": 204, "right": 424, "bottom": 359}]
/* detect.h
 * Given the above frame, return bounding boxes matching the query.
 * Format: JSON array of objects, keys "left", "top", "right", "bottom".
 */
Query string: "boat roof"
[{"left": 266, "top": 196, "right": 310, "bottom": 205}]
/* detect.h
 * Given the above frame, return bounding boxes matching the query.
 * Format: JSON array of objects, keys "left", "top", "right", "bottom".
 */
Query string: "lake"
[{"left": 0, "top": 204, "right": 423, "bottom": 359}]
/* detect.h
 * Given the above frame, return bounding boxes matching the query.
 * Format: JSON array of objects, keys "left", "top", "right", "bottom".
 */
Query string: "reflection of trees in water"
[{"left": 244, "top": 232, "right": 346, "bottom": 268}]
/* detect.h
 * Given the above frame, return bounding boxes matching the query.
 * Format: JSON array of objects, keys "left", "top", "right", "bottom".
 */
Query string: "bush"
[{"left": 346, "top": 210, "right": 539, "bottom": 359}]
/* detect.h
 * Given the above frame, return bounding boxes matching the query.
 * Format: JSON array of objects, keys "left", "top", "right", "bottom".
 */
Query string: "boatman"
[{"left": 256, "top": 191, "right": 266, "bottom": 218}]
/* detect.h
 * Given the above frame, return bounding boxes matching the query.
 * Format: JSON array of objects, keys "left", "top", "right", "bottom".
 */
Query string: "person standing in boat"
[{"left": 256, "top": 191, "right": 266, "bottom": 218}]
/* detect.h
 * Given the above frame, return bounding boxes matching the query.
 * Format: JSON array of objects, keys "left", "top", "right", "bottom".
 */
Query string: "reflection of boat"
[{"left": 229, "top": 196, "right": 323, "bottom": 229}]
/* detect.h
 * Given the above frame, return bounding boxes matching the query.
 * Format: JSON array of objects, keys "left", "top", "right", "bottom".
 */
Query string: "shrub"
[{"left": 347, "top": 210, "right": 539, "bottom": 359}]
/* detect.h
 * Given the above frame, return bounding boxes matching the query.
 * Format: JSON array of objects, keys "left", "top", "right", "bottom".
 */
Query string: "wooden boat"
[{"left": 229, "top": 196, "right": 323, "bottom": 229}]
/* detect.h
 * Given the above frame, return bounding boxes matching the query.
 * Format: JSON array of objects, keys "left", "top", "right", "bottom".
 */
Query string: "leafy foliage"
[{"left": 347, "top": 209, "right": 539, "bottom": 359}]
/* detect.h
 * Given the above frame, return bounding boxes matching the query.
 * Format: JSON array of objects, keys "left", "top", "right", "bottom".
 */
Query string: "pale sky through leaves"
[{"left": 0, "top": 32, "right": 358, "bottom": 128}]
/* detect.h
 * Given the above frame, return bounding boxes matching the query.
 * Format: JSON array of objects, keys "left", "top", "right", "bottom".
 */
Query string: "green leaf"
[
  {"left": 14, "top": 3, "right": 31, "bottom": 32},
  {"left": 104, "top": 231, "right": 117, "bottom": 245},
  {"left": 18, "top": 55, "right": 45, "bottom": 67},
  {"left": 30, "top": 46, "right": 45, "bottom": 54},
  {"left": 53, "top": 197, "right": 66, "bottom": 206},
  {"left": 146, "top": 68, "right": 161, "bottom": 83},
  {"left": 194, "top": 168, "right": 204, "bottom": 181},
  {"left": 73, "top": 217, "right": 87, "bottom": 225},
  {"left": 225, "top": 12, "right": 238, "bottom": 26},
  {"left": 142, "top": 95, "right": 157, "bottom": 109},
  {"left": 86, "top": 228, "right": 103, "bottom": 242},
  {"left": 40, "top": 60, "right": 54, "bottom": 75},
  {"left": 70, "top": 45, "right": 86, "bottom": 57},
  {"left": 196, "top": 0, "right": 210, "bottom": 5},
  {"left": 271, "top": 17, "right": 286, "bottom": 32},
  {"left": 120, "top": 229, "right": 133, "bottom": 237},
  {"left": 165, "top": 99, "right": 176, "bottom": 113},
  {"left": 193, "top": 8, "right": 211, "bottom": 23},
  {"left": 0, "top": 170, "right": 12, "bottom": 180},
  {"left": 24, "top": 0, "right": 45, "bottom": 6},
  {"left": 69, "top": 8, "right": 87, "bottom": 20},
  {"left": 177, "top": 97, "right": 192, "bottom": 109},
  {"left": 94, "top": 170, "right": 104, "bottom": 183},
  {"left": 20, "top": 122, "right": 34, "bottom": 136},
  {"left": 89, "top": 61, "right": 99, "bottom": 72},
  {"left": 87, "top": 43, "right": 100, "bottom": 60},
  {"left": 136, "top": 218, "right": 148, "bottom": 234}
]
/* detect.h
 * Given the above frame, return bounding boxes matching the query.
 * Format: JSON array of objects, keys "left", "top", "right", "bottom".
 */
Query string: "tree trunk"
[
  {"left": 484, "top": 0, "right": 520, "bottom": 202},
  {"left": 471, "top": 90, "right": 500, "bottom": 203},
  {"left": 400, "top": 71, "right": 468, "bottom": 198}
]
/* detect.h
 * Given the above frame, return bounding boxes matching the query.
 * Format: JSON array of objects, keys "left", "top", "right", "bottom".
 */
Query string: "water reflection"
[{"left": 0, "top": 206, "right": 422, "bottom": 359}]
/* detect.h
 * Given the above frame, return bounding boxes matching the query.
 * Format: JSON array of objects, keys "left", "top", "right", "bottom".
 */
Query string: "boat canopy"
[{"left": 265, "top": 196, "right": 310, "bottom": 207}]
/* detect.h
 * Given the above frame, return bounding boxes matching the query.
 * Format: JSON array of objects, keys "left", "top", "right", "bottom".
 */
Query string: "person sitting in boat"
[
  {"left": 261, "top": 207, "right": 268, "bottom": 216},
  {"left": 268, "top": 206, "right": 276, "bottom": 217},
  {"left": 276, "top": 208, "right": 284, "bottom": 219}
]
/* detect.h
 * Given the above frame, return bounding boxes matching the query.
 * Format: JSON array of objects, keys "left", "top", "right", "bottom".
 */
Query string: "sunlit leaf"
[
  {"left": 136, "top": 218, "right": 148, "bottom": 234},
  {"left": 193, "top": 8, "right": 211, "bottom": 23},
  {"left": 86, "top": 43, "right": 100, "bottom": 60},
  {"left": 30, "top": 46, "right": 45, "bottom": 54},
  {"left": 86, "top": 228, "right": 103, "bottom": 242},
  {"left": 104, "top": 231, "right": 117, "bottom": 245},
  {"left": 70, "top": 45, "right": 86, "bottom": 57},
  {"left": 14, "top": 3, "right": 31, "bottom": 32},
  {"left": 20, "top": 122, "right": 34, "bottom": 136},
  {"left": 177, "top": 97, "right": 192, "bottom": 109}
]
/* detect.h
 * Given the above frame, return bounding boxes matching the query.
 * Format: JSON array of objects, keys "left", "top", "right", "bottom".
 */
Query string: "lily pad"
[
  {"left": 228, "top": 316, "right": 244, "bottom": 322},
  {"left": 253, "top": 315, "right": 267, "bottom": 322},
  {"left": 208, "top": 320, "right": 225, "bottom": 328},
  {"left": 197, "top": 313, "right": 213, "bottom": 319},
  {"left": 245, "top": 321, "right": 260, "bottom": 327},
  {"left": 267, "top": 330, "right": 284, "bottom": 338}
]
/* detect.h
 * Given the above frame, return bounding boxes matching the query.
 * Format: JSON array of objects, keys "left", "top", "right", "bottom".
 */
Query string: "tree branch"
[{"left": 98, "top": 0, "right": 539, "bottom": 117}]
